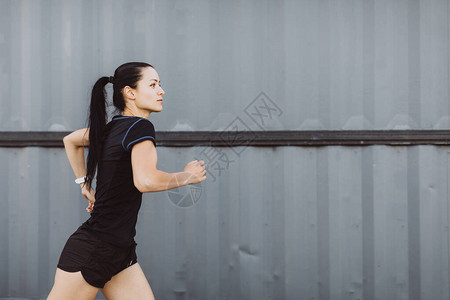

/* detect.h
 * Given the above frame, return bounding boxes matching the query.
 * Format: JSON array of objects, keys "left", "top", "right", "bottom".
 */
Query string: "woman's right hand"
[
  {"left": 183, "top": 160, "right": 207, "bottom": 184},
  {"left": 80, "top": 184, "right": 96, "bottom": 212}
]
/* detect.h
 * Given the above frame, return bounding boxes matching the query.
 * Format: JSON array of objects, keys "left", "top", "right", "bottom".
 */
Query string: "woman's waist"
[{"left": 79, "top": 221, "right": 137, "bottom": 249}]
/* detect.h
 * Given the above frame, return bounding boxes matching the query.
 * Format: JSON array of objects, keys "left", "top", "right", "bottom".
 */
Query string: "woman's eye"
[{"left": 150, "top": 83, "right": 156, "bottom": 87}]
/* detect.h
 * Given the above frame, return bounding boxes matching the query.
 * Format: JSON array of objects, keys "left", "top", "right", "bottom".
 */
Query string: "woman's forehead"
[{"left": 141, "top": 67, "right": 159, "bottom": 81}]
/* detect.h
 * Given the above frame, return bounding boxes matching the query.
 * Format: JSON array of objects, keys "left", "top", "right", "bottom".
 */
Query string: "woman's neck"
[{"left": 122, "top": 107, "right": 150, "bottom": 119}]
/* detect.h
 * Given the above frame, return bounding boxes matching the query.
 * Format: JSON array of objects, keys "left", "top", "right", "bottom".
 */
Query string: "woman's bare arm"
[
  {"left": 63, "top": 128, "right": 95, "bottom": 212},
  {"left": 63, "top": 128, "right": 90, "bottom": 178},
  {"left": 131, "top": 140, "right": 206, "bottom": 193}
]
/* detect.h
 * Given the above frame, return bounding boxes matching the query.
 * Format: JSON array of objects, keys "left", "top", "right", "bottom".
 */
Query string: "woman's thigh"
[
  {"left": 101, "top": 263, "right": 155, "bottom": 300},
  {"left": 47, "top": 268, "right": 99, "bottom": 300}
]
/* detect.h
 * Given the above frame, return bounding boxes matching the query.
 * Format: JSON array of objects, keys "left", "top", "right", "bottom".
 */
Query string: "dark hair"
[{"left": 85, "top": 62, "right": 154, "bottom": 188}]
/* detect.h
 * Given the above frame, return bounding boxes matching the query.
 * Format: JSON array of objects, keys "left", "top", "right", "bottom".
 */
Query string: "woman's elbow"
[
  {"left": 63, "top": 132, "right": 77, "bottom": 146},
  {"left": 63, "top": 129, "right": 89, "bottom": 147},
  {"left": 63, "top": 134, "right": 73, "bottom": 148},
  {"left": 134, "top": 177, "right": 161, "bottom": 193}
]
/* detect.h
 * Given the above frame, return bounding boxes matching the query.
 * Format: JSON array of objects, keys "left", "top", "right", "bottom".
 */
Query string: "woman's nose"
[{"left": 159, "top": 87, "right": 165, "bottom": 95}]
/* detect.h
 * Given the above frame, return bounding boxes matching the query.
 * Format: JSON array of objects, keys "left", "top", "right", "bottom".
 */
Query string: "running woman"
[{"left": 47, "top": 62, "right": 207, "bottom": 300}]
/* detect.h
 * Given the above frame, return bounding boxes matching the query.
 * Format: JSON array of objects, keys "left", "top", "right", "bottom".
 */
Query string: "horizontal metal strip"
[{"left": 1, "top": 130, "right": 450, "bottom": 147}]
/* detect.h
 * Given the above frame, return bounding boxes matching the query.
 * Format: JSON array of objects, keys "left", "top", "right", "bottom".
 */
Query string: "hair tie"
[{"left": 108, "top": 76, "right": 114, "bottom": 84}]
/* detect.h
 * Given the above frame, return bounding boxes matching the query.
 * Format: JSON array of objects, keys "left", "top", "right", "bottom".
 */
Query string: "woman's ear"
[{"left": 123, "top": 86, "right": 136, "bottom": 100}]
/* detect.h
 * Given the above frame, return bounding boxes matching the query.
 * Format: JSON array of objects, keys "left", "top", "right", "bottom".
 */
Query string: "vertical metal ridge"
[
  {"left": 447, "top": 150, "right": 450, "bottom": 296},
  {"left": 407, "top": 147, "right": 421, "bottom": 300},
  {"left": 408, "top": 0, "right": 421, "bottom": 128},
  {"left": 317, "top": 148, "right": 330, "bottom": 300},
  {"left": 0, "top": 149, "right": 10, "bottom": 294},
  {"left": 362, "top": 147, "right": 375, "bottom": 299},
  {"left": 37, "top": 148, "right": 50, "bottom": 294}
]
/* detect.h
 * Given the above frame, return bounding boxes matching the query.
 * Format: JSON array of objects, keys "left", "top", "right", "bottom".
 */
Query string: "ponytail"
[
  {"left": 84, "top": 62, "right": 154, "bottom": 189},
  {"left": 86, "top": 76, "right": 109, "bottom": 189}
]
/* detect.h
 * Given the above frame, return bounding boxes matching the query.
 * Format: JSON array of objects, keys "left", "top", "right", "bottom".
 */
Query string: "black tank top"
[{"left": 82, "top": 115, "right": 156, "bottom": 248}]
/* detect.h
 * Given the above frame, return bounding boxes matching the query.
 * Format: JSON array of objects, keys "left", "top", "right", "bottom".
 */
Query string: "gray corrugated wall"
[
  {"left": 1, "top": 0, "right": 450, "bottom": 299},
  {"left": 1, "top": 147, "right": 449, "bottom": 299},
  {"left": 1, "top": 0, "right": 449, "bottom": 131}
]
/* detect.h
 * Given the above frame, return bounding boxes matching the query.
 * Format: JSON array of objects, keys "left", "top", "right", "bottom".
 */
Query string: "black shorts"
[{"left": 57, "top": 226, "right": 138, "bottom": 288}]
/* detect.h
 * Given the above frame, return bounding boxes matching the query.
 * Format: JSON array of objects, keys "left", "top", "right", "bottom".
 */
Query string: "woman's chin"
[{"left": 150, "top": 107, "right": 163, "bottom": 113}]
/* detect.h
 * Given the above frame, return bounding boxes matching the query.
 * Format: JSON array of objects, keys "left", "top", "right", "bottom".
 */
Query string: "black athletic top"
[{"left": 82, "top": 115, "right": 156, "bottom": 248}]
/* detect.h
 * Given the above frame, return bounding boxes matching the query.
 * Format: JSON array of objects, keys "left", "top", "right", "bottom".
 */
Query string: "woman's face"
[{"left": 132, "top": 67, "right": 165, "bottom": 113}]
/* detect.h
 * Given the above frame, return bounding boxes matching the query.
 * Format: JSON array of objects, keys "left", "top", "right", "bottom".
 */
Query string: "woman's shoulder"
[{"left": 109, "top": 116, "right": 156, "bottom": 151}]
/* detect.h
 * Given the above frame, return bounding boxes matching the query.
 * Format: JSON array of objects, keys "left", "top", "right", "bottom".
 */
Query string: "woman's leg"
[
  {"left": 100, "top": 263, "right": 155, "bottom": 300},
  {"left": 47, "top": 268, "right": 99, "bottom": 300}
]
